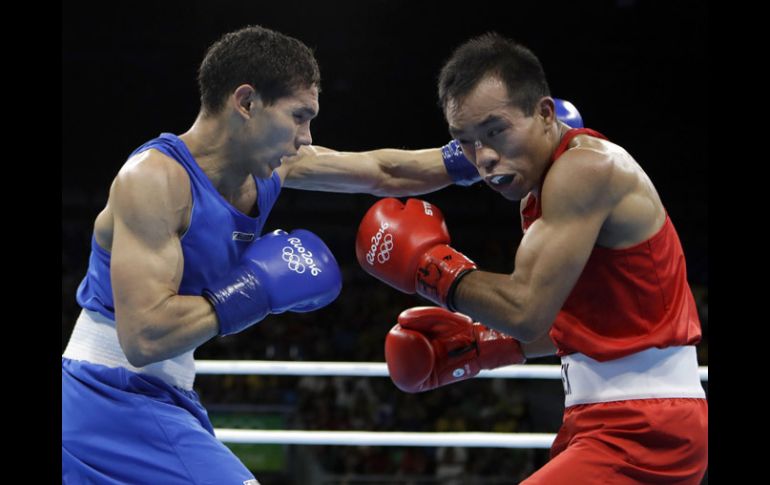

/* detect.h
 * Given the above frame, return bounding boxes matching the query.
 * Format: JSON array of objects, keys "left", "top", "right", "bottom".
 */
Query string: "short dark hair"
[
  {"left": 438, "top": 33, "right": 550, "bottom": 116},
  {"left": 198, "top": 25, "right": 321, "bottom": 115}
]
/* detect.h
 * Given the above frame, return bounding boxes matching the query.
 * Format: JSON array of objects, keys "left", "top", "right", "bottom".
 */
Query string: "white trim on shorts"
[
  {"left": 63, "top": 308, "right": 196, "bottom": 390},
  {"left": 560, "top": 346, "right": 706, "bottom": 407}
]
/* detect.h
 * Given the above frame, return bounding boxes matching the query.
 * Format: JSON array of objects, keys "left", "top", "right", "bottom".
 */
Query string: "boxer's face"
[
  {"left": 446, "top": 76, "right": 555, "bottom": 201},
  {"left": 240, "top": 84, "right": 319, "bottom": 178}
]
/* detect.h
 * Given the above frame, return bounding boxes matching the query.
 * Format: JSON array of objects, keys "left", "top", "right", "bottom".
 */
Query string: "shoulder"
[
  {"left": 114, "top": 149, "right": 189, "bottom": 197},
  {"left": 543, "top": 137, "right": 635, "bottom": 216},
  {"left": 111, "top": 149, "right": 191, "bottom": 229}
]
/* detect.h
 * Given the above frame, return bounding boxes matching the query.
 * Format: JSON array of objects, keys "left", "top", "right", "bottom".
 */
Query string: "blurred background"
[{"left": 62, "top": 1, "right": 708, "bottom": 483}]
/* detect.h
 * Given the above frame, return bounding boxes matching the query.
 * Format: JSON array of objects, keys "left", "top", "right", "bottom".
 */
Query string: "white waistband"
[
  {"left": 62, "top": 308, "right": 196, "bottom": 390},
  {"left": 560, "top": 346, "right": 706, "bottom": 407}
]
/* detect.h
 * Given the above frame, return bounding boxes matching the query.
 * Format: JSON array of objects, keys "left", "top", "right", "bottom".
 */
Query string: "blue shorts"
[{"left": 62, "top": 358, "right": 258, "bottom": 485}]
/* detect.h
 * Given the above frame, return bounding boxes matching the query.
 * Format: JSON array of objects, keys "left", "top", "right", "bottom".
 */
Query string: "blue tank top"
[{"left": 76, "top": 133, "right": 282, "bottom": 320}]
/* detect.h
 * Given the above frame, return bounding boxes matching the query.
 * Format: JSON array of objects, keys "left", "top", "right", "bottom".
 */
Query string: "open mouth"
[{"left": 486, "top": 174, "right": 516, "bottom": 187}]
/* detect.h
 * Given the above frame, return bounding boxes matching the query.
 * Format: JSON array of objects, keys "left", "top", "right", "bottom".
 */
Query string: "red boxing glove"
[
  {"left": 385, "top": 307, "right": 526, "bottom": 393},
  {"left": 355, "top": 198, "right": 476, "bottom": 309}
]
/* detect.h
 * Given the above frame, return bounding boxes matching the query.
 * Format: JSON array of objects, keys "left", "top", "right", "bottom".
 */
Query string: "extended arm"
[
  {"left": 276, "top": 99, "right": 582, "bottom": 197},
  {"left": 277, "top": 144, "right": 455, "bottom": 196}
]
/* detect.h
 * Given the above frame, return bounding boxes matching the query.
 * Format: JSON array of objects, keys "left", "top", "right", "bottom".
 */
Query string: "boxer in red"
[{"left": 355, "top": 33, "right": 707, "bottom": 484}]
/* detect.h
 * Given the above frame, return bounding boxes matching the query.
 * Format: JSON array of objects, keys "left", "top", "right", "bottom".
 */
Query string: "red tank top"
[{"left": 521, "top": 128, "right": 702, "bottom": 361}]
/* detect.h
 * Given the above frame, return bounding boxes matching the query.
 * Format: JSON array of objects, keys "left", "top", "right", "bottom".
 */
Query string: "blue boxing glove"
[
  {"left": 202, "top": 229, "right": 342, "bottom": 336},
  {"left": 553, "top": 98, "right": 584, "bottom": 128},
  {"left": 441, "top": 139, "right": 481, "bottom": 187},
  {"left": 442, "top": 97, "right": 584, "bottom": 186}
]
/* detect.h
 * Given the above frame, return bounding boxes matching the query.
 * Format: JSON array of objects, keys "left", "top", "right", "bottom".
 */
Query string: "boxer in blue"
[
  {"left": 62, "top": 24, "right": 584, "bottom": 483},
  {"left": 61, "top": 25, "right": 344, "bottom": 484}
]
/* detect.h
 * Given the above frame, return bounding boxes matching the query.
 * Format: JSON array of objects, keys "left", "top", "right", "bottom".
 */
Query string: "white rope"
[
  {"left": 205, "top": 360, "right": 706, "bottom": 448},
  {"left": 206, "top": 361, "right": 707, "bottom": 448},
  {"left": 196, "top": 360, "right": 709, "bottom": 381},
  {"left": 214, "top": 429, "right": 556, "bottom": 448}
]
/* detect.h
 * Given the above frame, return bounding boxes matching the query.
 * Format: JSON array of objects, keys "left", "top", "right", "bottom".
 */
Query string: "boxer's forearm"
[
  {"left": 280, "top": 145, "right": 453, "bottom": 196},
  {"left": 452, "top": 270, "right": 549, "bottom": 343},
  {"left": 116, "top": 295, "right": 219, "bottom": 367}
]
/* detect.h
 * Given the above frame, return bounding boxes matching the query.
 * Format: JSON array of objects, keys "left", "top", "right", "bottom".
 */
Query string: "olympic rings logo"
[
  {"left": 282, "top": 246, "right": 306, "bottom": 274},
  {"left": 366, "top": 221, "right": 393, "bottom": 266},
  {"left": 282, "top": 236, "right": 322, "bottom": 276},
  {"left": 377, "top": 234, "right": 393, "bottom": 263}
]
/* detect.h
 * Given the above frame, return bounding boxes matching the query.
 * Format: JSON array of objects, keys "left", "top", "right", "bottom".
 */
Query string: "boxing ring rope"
[
  {"left": 196, "top": 360, "right": 708, "bottom": 381},
  {"left": 215, "top": 429, "right": 557, "bottom": 448},
  {"left": 199, "top": 360, "right": 708, "bottom": 448}
]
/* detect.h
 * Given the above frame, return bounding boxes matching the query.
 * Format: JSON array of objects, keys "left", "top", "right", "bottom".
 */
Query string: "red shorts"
[{"left": 521, "top": 398, "right": 708, "bottom": 484}]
